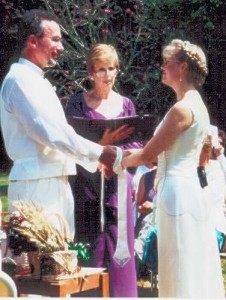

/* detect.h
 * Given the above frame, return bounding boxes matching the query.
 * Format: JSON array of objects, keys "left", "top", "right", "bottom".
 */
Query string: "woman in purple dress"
[{"left": 66, "top": 44, "right": 140, "bottom": 297}]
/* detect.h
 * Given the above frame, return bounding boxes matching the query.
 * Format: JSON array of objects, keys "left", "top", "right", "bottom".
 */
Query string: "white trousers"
[{"left": 8, "top": 176, "right": 75, "bottom": 239}]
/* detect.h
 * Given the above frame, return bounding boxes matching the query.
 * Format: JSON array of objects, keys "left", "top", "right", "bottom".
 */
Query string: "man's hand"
[
  {"left": 98, "top": 163, "right": 114, "bottom": 180},
  {"left": 99, "top": 145, "right": 117, "bottom": 166},
  {"left": 98, "top": 146, "right": 117, "bottom": 179},
  {"left": 98, "top": 147, "right": 132, "bottom": 179}
]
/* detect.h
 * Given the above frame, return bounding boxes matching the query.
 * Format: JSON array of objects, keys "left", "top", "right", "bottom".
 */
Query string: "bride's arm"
[{"left": 122, "top": 103, "right": 193, "bottom": 168}]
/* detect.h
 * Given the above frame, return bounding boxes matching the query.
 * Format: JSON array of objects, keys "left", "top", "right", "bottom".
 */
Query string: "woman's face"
[
  {"left": 91, "top": 60, "right": 118, "bottom": 89},
  {"left": 160, "top": 54, "right": 182, "bottom": 88}
]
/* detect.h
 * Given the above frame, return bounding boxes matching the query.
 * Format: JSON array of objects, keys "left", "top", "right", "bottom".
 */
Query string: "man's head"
[{"left": 18, "top": 9, "right": 64, "bottom": 69}]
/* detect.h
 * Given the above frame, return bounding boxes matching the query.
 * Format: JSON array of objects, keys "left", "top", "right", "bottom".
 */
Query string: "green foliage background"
[
  {"left": 1, "top": 0, "right": 224, "bottom": 118},
  {"left": 42, "top": 0, "right": 224, "bottom": 117}
]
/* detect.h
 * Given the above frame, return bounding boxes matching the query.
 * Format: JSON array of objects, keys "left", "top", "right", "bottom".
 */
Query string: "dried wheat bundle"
[
  {"left": 10, "top": 201, "right": 70, "bottom": 253},
  {"left": 8, "top": 201, "right": 90, "bottom": 278}
]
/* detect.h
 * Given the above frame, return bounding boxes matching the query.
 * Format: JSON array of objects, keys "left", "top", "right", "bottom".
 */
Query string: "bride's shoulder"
[{"left": 169, "top": 101, "right": 193, "bottom": 124}]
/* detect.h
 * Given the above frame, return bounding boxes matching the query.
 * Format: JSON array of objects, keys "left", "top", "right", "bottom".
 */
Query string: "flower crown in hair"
[{"left": 180, "top": 41, "right": 208, "bottom": 75}]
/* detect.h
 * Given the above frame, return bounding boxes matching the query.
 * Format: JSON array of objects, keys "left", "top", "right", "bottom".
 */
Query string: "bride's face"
[{"left": 160, "top": 54, "right": 182, "bottom": 87}]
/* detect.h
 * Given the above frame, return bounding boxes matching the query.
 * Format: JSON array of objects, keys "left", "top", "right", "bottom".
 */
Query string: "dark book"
[{"left": 67, "top": 114, "right": 160, "bottom": 145}]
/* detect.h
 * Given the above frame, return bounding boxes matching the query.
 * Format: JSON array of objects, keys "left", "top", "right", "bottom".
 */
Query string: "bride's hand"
[{"left": 121, "top": 148, "right": 141, "bottom": 168}]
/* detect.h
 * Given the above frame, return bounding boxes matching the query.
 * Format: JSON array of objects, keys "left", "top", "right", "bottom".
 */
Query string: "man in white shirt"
[{"left": 0, "top": 9, "right": 117, "bottom": 238}]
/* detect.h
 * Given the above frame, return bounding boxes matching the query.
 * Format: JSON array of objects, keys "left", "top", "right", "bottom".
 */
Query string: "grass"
[
  {"left": 0, "top": 172, "right": 9, "bottom": 211},
  {"left": 222, "top": 260, "right": 226, "bottom": 290}
]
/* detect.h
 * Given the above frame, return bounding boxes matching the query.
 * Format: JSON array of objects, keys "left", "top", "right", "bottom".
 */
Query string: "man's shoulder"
[
  {"left": 1, "top": 62, "right": 43, "bottom": 98},
  {"left": 4, "top": 62, "right": 41, "bottom": 85},
  {"left": 5, "top": 62, "right": 29, "bottom": 79},
  {"left": 1, "top": 63, "right": 20, "bottom": 92}
]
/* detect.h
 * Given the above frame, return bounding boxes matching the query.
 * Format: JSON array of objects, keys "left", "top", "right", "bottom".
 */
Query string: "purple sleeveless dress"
[{"left": 66, "top": 92, "right": 140, "bottom": 297}]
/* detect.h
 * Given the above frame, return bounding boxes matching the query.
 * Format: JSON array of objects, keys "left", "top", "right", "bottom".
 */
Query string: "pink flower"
[
  {"left": 102, "top": 28, "right": 109, "bottom": 34},
  {"left": 103, "top": 8, "right": 111, "bottom": 14},
  {"left": 84, "top": 3, "right": 91, "bottom": 9},
  {"left": 125, "top": 8, "right": 131, "bottom": 14}
]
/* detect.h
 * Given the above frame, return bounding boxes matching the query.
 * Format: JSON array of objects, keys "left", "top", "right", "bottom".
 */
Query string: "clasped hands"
[
  {"left": 98, "top": 146, "right": 130, "bottom": 179},
  {"left": 98, "top": 124, "right": 134, "bottom": 178}
]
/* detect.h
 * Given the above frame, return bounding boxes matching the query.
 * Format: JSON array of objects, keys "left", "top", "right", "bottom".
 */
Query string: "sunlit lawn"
[
  {"left": 222, "top": 260, "right": 226, "bottom": 291},
  {"left": 0, "top": 172, "right": 8, "bottom": 211}
]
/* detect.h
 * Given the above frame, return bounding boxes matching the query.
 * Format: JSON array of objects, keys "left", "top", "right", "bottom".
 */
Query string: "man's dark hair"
[{"left": 17, "top": 9, "right": 59, "bottom": 52}]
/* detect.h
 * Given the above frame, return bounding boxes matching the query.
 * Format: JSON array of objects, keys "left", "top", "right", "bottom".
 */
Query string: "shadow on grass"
[{"left": 0, "top": 184, "right": 8, "bottom": 197}]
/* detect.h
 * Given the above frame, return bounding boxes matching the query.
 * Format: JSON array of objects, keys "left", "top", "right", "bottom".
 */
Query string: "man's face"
[{"left": 34, "top": 20, "right": 64, "bottom": 69}]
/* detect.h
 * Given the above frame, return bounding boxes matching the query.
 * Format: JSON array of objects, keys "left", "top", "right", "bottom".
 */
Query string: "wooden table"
[{"left": 14, "top": 267, "right": 109, "bottom": 297}]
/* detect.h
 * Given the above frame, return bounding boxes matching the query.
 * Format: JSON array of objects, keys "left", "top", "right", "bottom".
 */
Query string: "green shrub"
[{"left": 1, "top": 0, "right": 224, "bottom": 116}]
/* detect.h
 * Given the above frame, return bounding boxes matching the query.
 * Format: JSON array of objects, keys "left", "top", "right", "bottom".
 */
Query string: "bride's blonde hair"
[{"left": 163, "top": 39, "right": 208, "bottom": 87}]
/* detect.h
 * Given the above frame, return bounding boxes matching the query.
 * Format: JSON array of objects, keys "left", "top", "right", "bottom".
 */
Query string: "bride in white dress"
[{"left": 122, "top": 39, "right": 225, "bottom": 298}]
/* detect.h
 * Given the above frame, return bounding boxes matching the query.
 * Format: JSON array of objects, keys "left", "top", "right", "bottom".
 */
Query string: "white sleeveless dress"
[{"left": 155, "top": 90, "right": 225, "bottom": 298}]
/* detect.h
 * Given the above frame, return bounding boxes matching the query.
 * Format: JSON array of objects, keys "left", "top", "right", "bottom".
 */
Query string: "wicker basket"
[
  {"left": 41, "top": 250, "right": 80, "bottom": 281},
  {"left": 27, "top": 251, "right": 42, "bottom": 279},
  {"left": 27, "top": 250, "right": 80, "bottom": 280}
]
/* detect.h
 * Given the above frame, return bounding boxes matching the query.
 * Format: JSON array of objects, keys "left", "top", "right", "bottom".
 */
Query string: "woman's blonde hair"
[
  {"left": 86, "top": 43, "right": 120, "bottom": 73},
  {"left": 162, "top": 39, "right": 208, "bottom": 87}
]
